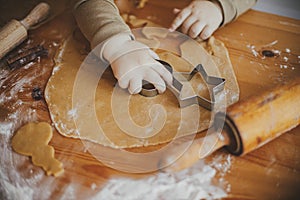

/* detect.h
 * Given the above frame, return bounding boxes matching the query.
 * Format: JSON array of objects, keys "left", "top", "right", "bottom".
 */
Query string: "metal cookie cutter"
[{"left": 139, "top": 60, "right": 225, "bottom": 111}]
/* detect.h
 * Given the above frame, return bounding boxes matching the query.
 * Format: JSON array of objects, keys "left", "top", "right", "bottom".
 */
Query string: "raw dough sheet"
[{"left": 45, "top": 18, "right": 239, "bottom": 148}]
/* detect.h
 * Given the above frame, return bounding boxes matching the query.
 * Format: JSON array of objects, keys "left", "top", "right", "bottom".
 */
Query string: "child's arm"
[
  {"left": 73, "top": 0, "right": 172, "bottom": 94},
  {"left": 169, "top": 0, "right": 257, "bottom": 40}
]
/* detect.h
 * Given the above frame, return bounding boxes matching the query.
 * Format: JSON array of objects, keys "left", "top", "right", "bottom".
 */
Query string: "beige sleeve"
[
  {"left": 72, "top": 0, "right": 131, "bottom": 48},
  {"left": 216, "top": 0, "right": 257, "bottom": 25}
]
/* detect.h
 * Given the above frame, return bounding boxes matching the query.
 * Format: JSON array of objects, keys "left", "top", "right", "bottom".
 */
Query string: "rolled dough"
[
  {"left": 45, "top": 19, "right": 239, "bottom": 149},
  {"left": 11, "top": 122, "right": 64, "bottom": 177}
]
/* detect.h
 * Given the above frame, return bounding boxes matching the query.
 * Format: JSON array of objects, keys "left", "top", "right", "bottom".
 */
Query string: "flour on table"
[{"left": 91, "top": 154, "right": 232, "bottom": 200}]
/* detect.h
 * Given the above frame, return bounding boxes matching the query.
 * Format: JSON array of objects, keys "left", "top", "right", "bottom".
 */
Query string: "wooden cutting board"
[{"left": 1, "top": 0, "right": 299, "bottom": 199}]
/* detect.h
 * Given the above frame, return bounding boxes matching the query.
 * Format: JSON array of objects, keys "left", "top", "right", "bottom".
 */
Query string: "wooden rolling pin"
[
  {"left": 162, "top": 79, "right": 300, "bottom": 171},
  {"left": 0, "top": 2, "right": 50, "bottom": 59}
]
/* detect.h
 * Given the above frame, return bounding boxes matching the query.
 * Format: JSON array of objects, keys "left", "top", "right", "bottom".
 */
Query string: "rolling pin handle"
[
  {"left": 0, "top": 2, "right": 50, "bottom": 60},
  {"left": 214, "top": 112, "right": 244, "bottom": 155},
  {"left": 222, "top": 80, "right": 300, "bottom": 156},
  {"left": 20, "top": 2, "right": 50, "bottom": 30}
]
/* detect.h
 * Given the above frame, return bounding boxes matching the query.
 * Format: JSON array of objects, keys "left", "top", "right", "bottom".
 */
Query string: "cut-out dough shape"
[{"left": 11, "top": 122, "right": 64, "bottom": 177}]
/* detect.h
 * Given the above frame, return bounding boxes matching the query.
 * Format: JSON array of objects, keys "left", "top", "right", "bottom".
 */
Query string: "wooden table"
[{"left": 0, "top": 1, "right": 299, "bottom": 199}]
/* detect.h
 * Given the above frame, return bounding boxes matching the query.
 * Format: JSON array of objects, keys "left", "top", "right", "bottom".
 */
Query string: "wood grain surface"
[{"left": 0, "top": 0, "right": 299, "bottom": 199}]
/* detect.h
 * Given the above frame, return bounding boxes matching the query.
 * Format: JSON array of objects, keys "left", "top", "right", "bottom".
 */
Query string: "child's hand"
[
  {"left": 103, "top": 33, "right": 173, "bottom": 94},
  {"left": 169, "top": 0, "right": 223, "bottom": 40}
]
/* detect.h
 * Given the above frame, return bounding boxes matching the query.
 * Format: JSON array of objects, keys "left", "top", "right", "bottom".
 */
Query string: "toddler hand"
[
  {"left": 169, "top": 0, "right": 223, "bottom": 40},
  {"left": 102, "top": 33, "right": 173, "bottom": 94}
]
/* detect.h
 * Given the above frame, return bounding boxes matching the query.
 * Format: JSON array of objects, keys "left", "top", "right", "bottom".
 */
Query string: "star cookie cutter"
[{"left": 139, "top": 60, "right": 225, "bottom": 111}]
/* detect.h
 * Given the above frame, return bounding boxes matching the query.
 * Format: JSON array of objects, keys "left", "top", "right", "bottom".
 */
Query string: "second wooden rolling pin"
[
  {"left": 0, "top": 2, "right": 50, "bottom": 59},
  {"left": 162, "top": 79, "right": 300, "bottom": 171}
]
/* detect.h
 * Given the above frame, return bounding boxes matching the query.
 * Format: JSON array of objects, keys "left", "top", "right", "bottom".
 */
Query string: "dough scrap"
[
  {"left": 123, "top": 14, "right": 162, "bottom": 28},
  {"left": 136, "top": 0, "right": 148, "bottom": 9},
  {"left": 45, "top": 18, "right": 239, "bottom": 149},
  {"left": 11, "top": 122, "right": 64, "bottom": 177}
]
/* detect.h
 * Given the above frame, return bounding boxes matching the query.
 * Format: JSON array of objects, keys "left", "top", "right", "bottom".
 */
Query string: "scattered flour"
[
  {"left": 52, "top": 66, "right": 61, "bottom": 74},
  {"left": 91, "top": 155, "right": 231, "bottom": 200},
  {"left": 91, "top": 183, "right": 97, "bottom": 190},
  {"left": 280, "top": 64, "right": 288, "bottom": 69},
  {"left": 1, "top": 116, "right": 232, "bottom": 200},
  {"left": 0, "top": 173, "right": 34, "bottom": 200},
  {"left": 246, "top": 42, "right": 298, "bottom": 73},
  {"left": 247, "top": 44, "right": 259, "bottom": 57},
  {"left": 67, "top": 108, "right": 78, "bottom": 120}
]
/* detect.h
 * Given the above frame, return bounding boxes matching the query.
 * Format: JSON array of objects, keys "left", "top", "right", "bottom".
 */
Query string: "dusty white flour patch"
[
  {"left": 247, "top": 44, "right": 259, "bottom": 57},
  {"left": 58, "top": 184, "right": 77, "bottom": 200},
  {"left": 280, "top": 64, "right": 288, "bottom": 69},
  {"left": 52, "top": 65, "right": 61, "bottom": 74},
  {"left": 67, "top": 108, "right": 78, "bottom": 120},
  {"left": 54, "top": 41, "right": 66, "bottom": 64},
  {"left": 0, "top": 74, "right": 34, "bottom": 104},
  {"left": 210, "top": 154, "right": 232, "bottom": 192},
  {"left": 91, "top": 155, "right": 231, "bottom": 200},
  {"left": 91, "top": 183, "right": 97, "bottom": 190},
  {"left": 0, "top": 122, "right": 14, "bottom": 136},
  {"left": 0, "top": 171, "right": 34, "bottom": 200}
]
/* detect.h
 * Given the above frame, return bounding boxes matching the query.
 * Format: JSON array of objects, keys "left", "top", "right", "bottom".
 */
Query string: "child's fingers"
[
  {"left": 148, "top": 50, "right": 173, "bottom": 85},
  {"left": 181, "top": 16, "right": 197, "bottom": 34},
  {"left": 128, "top": 77, "right": 142, "bottom": 94},
  {"left": 144, "top": 72, "right": 166, "bottom": 94},
  {"left": 118, "top": 68, "right": 133, "bottom": 89},
  {"left": 118, "top": 76, "right": 130, "bottom": 90},
  {"left": 200, "top": 25, "right": 214, "bottom": 40},
  {"left": 152, "top": 62, "right": 173, "bottom": 86},
  {"left": 169, "top": 8, "right": 191, "bottom": 32},
  {"left": 188, "top": 20, "right": 206, "bottom": 38}
]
